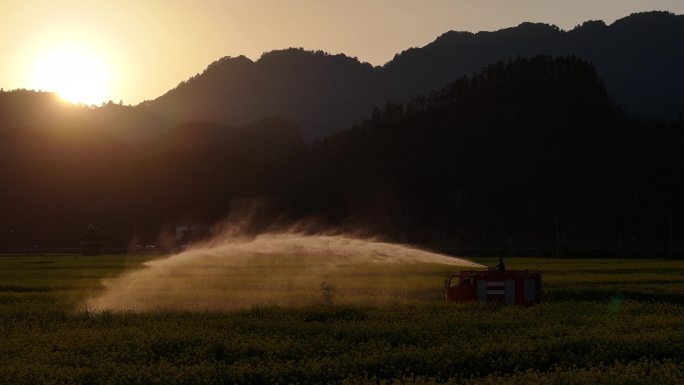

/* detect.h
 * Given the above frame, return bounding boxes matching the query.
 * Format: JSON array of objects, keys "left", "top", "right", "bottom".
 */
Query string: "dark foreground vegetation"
[{"left": 0, "top": 255, "right": 682, "bottom": 384}]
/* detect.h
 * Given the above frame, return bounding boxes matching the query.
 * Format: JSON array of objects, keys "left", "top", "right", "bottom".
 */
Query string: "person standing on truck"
[{"left": 492, "top": 257, "right": 506, "bottom": 272}]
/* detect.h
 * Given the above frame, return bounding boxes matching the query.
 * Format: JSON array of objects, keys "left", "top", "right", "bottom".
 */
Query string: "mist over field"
[{"left": 87, "top": 233, "right": 484, "bottom": 311}]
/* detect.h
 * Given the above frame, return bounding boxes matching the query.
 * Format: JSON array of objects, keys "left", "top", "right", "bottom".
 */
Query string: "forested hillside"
[
  {"left": 144, "top": 11, "right": 683, "bottom": 140},
  {"left": 1, "top": 56, "right": 681, "bottom": 253}
]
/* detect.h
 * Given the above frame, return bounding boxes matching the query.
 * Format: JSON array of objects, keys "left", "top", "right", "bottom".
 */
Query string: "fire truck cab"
[{"left": 445, "top": 270, "right": 542, "bottom": 305}]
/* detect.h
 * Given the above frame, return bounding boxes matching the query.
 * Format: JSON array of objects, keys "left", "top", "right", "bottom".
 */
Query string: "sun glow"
[{"left": 29, "top": 44, "right": 110, "bottom": 105}]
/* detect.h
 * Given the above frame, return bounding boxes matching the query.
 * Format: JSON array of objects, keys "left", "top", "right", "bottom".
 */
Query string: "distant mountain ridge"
[
  {"left": 141, "top": 49, "right": 384, "bottom": 141},
  {"left": 140, "top": 11, "right": 684, "bottom": 140},
  {"left": 0, "top": 11, "right": 681, "bottom": 143},
  {"left": 2, "top": 55, "right": 682, "bottom": 251},
  {"left": 385, "top": 11, "right": 683, "bottom": 118}
]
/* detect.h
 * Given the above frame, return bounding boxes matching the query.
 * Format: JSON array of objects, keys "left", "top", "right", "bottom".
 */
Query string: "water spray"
[{"left": 86, "top": 233, "right": 485, "bottom": 311}]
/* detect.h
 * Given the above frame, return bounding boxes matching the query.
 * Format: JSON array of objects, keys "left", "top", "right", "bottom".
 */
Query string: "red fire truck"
[{"left": 445, "top": 270, "right": 542, "bottom": 305}]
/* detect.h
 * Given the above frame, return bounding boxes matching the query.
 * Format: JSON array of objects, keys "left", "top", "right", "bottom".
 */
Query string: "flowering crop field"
[{"left": 0, "top": 255, "right": 682, "bottom": 384}]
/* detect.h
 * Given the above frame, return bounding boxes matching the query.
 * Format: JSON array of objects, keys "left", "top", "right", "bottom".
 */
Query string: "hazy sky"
[{"left": 1, "top": 0, "right": 682, "bottom": 104}]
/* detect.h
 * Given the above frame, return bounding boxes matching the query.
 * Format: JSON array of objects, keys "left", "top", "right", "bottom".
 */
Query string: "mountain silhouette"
[
  {"left": 386, "top": 11, "right": 683, "bottom": 120},
  {"left": 0, "top": 90, "right": 170, "bottom": 142},
  {"left": 140, "top": 50, "right": 384, "bottom": 141},
  {"left": 290, "top": 55, "right": 683, "bottom": 249},
  {"left": 2, "top": 11, "right": 681, "bottom": 143},
  {"left": 141, "top": 11, "right": 683, "bottom": 141},
  {"left": 0, "top": 55, "right": 682, "bottom": 252}
]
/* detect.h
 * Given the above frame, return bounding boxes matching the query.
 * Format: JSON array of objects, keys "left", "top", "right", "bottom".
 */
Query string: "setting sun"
[{"left": 28, "top": 44, "right": 110, "bottom": 105}]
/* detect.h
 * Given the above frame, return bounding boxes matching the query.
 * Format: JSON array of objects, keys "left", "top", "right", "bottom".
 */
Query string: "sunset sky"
[{"left": 1, "top": 0, "right": 682, "bottom": 105}]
